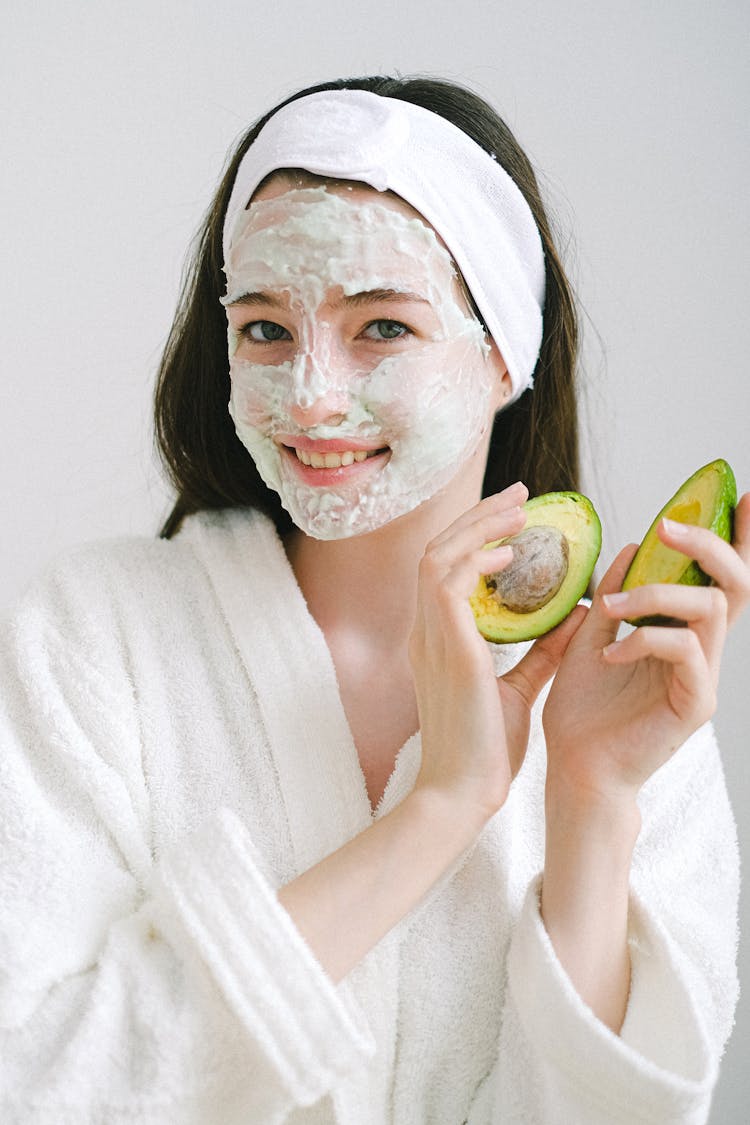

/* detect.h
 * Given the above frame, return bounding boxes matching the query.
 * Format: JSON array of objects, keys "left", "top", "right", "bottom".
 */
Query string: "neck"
[{"left": 284, "top": 473, "right": 484, "bottom": 649}]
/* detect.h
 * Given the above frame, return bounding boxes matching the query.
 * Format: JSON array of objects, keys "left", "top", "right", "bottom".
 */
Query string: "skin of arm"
[
  {"left": 541, "top": 772, "right": 640, "bottom": 1033},
  {"left": 278, "top": 785, "right": 486, "bottom": 984}
]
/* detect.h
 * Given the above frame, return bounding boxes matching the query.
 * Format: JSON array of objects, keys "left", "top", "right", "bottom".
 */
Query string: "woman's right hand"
[{"left": 408, "top": 481, "right": 583, "bottom": 828}]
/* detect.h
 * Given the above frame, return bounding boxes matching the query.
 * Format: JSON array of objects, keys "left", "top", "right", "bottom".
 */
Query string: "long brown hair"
[{"left": 154, "top": 75, "right": 579, "bottom": 538}]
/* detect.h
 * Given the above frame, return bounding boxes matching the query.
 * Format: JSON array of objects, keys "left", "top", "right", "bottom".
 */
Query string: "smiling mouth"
[{"left": 291, "top": 446, "right": 388, "bottom": 468}]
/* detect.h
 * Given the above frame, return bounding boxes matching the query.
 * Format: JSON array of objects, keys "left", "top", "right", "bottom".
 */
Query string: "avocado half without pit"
[
  {"left": 621, "top": 458, "right": 736, "bottom": 625},
  {"left": 470, "top": 492, "right": 602, "bottom": 643}
]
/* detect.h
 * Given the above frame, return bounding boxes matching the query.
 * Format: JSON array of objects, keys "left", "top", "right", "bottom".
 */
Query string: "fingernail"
[
  {"left": 662, "top": 518, "right": 687, "bottom": 536},
  {"left": 603, "top": 641, "right": 621, "bottom": 657},
  {"left": 602, "top": 592, "right": 629, "bottom": 609}
]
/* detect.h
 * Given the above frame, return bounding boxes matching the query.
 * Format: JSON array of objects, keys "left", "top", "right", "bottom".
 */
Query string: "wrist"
[
  {"left": 543, "top": 764, "right": 641, "bottom": 903},
  {"left": 545, "top": 755, "right": 642, "bottom": 835},
  {"left": 543, "top": 766, "right": 641, "bottom": 908},
  {"left": 409, "top": 779, "right": 494, "bottom": 849}
]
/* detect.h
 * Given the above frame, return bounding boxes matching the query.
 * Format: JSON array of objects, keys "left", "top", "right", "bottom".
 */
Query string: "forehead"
[
  {"left": 235, "top": 183, "right": 443, "bottom": 256},
  {"left": 250, "top": 172, "right": 429, "bottom": 227},
  {"left": 224, "top": 182, "right": 459, "bottom": 303}
]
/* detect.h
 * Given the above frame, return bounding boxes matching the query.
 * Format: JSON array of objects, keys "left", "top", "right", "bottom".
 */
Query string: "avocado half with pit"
[
  {"left": 470, "top": 492, "right": 602, "bottom": 643},
  {"left": 621, "top": 458, "right": 736, "bottom": 625}
]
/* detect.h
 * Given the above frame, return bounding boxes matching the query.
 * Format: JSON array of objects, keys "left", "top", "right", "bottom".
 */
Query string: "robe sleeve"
[
  {"left": 471, "top": 722, "right": 738, "bottom": 1125},
  {"left": 0, "top": 561, "right": 373, "bottom": 1124}
]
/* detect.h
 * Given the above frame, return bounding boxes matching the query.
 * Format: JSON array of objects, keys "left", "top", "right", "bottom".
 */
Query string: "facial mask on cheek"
[{"left": 223, "top": 188, "right": 495, "bottom": 539}]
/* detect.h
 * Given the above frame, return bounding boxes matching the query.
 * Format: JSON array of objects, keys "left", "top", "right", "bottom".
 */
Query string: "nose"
[
  {"left": 288, "top": 397, "right": 348, "bottom": 429},
  {"left": 287, "top": 350, "right": 350, "bottom": 428}
]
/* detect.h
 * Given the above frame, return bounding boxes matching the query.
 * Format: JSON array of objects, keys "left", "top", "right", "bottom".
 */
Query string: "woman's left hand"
[{"left": 542, "top": 491, "right": 750, "bottom": 800}]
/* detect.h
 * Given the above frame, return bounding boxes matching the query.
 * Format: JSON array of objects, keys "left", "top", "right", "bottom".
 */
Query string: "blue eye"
[
  {"left": 362, "top": 320, "right": 411, "bottom": 341},
  {"left": 243, "top": 321, "right": 292, "bottom": 342}
]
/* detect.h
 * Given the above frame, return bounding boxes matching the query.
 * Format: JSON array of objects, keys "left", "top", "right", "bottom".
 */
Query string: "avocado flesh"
[
  {"left": 621, "top": 458, "right": 736, "bottom": 625},
  {"left": 471, "top": 492, "right": 602, "bottom": 643}
]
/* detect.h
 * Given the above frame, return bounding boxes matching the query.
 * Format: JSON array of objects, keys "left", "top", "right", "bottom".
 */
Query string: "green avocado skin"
[{"left": 623, "top": 459, "right": 736, "bottom": 626}]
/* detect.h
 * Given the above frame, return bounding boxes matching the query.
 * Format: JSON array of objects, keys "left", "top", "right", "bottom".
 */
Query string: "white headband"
[{"left": 222, "top": 89, "right": 545, "bottom": 400}]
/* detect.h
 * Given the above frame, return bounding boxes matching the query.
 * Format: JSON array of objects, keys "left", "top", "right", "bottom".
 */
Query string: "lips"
[{"left": 278, "top": 439, "right": 390, "bottom": 484}]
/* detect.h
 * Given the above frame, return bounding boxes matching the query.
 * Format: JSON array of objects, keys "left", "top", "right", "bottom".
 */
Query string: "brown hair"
[{"left": 154, "top": 75, "right": 579, "bottom": 538}]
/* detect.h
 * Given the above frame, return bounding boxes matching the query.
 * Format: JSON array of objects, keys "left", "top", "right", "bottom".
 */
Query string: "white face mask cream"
[{"left": 222, "top": 186, "right": 497, "bottom": 540}]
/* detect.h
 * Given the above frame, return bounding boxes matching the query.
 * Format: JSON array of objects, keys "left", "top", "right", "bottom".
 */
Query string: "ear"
[{"left": 486, "top": 338, "right": 512, "bottom": 411}]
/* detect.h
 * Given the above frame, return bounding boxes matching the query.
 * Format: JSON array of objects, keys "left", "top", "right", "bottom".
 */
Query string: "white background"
[{"left": 3, "top": 2, "right": 749, "bottom": 1119}]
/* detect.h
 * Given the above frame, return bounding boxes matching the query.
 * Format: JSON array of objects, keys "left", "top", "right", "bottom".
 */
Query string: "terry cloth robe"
[{"left": 0, "top": 508, "right": 740, "bottom": 1125}]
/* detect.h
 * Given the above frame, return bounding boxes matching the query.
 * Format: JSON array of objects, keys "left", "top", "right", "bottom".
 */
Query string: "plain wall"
[{"left": 4, "top": 2, "right": 748, "bottom": 1120}]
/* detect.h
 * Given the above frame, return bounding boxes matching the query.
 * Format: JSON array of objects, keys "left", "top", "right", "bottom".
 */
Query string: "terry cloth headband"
[{"left": 222, "top": 89, "right": 546, "bottom": 400}]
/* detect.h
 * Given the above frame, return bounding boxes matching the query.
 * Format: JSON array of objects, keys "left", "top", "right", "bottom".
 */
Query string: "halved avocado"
[
  {"left": 470, "top": 492, "right": 602, "bottom": 643},
  {"left": 621, "top": 458, "right": 736, "bottom": 625}
]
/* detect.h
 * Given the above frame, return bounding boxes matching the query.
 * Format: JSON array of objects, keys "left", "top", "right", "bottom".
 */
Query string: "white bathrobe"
[{"left": 0, "top": 508, "right": 739, "bottom": 1124}]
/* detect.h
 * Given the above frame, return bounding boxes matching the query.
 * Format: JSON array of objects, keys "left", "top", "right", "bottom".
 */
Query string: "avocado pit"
[
  {"left": 470, "top": 491, "right": 601, "bottom": 643},
  {"left": 487, "top": 525, "right": 570, "bottom": 614}
]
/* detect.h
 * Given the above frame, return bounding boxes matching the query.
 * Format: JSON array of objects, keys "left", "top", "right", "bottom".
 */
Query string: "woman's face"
[{"left": 222, "top": 180, "right": 507, "bottom": 540}]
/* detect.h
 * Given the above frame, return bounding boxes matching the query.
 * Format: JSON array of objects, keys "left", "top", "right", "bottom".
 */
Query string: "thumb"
[{"left": 502, "top": 604, "right": 588, "bottom": 708}]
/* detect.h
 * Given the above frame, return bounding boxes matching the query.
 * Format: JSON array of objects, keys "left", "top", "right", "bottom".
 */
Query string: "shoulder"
[
  {"left": 4, "top": 507, "right": 272, "bottom": 655},
  {"left": 7, "top": 532, "right": 189, "bottom": 638}
]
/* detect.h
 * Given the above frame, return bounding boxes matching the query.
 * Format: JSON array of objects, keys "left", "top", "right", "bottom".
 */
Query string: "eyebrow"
[
  {"left": 226, "top": 291, "right": 287, "bottom": 309},
  {"left": 330, "top": 288, "right": 431, "bottom": 309},
  {"left": 226, "top": 288, "right": 430, "bottom": 309}
]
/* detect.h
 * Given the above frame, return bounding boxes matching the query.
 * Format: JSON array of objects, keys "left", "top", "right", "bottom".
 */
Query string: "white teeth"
[{"left": 292, "top": 447, "right": 380, "bottom": 468}]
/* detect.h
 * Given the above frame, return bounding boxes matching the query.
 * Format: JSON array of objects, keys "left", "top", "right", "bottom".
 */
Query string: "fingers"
[
  {"left": 732, "top": 492, "right": 750, "bottom": 564},
  {"left": 577, "top": 545, "right": 639, "bottom": 648},
  {"left": 602, "top": 624, "right": 717, "bottom": 725},
  {"left": 419, "top": 486, "right": 529, "bottom": 606},
  {"left": 596, "top": 543, "right": 640, "bottom": 595},
  {"left": 657, "top": 500, "right": 750, "bottom": 627},
  {"left": 602, "top": 582, "right": 727, "bottom": 677},
  {"left": 503, "top": 604, "right": 587, "bottom": 708},
  {"left": 437, "top": 510, "right": 525, "bottom": 594},
  {"left": 427, "top": 482, "right": 528, "bottom": 552}
]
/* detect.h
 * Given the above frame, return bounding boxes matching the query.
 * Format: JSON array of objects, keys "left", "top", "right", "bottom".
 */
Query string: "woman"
[{"left": 1, "top": 75, "right": 748, "bottom": 1124}]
